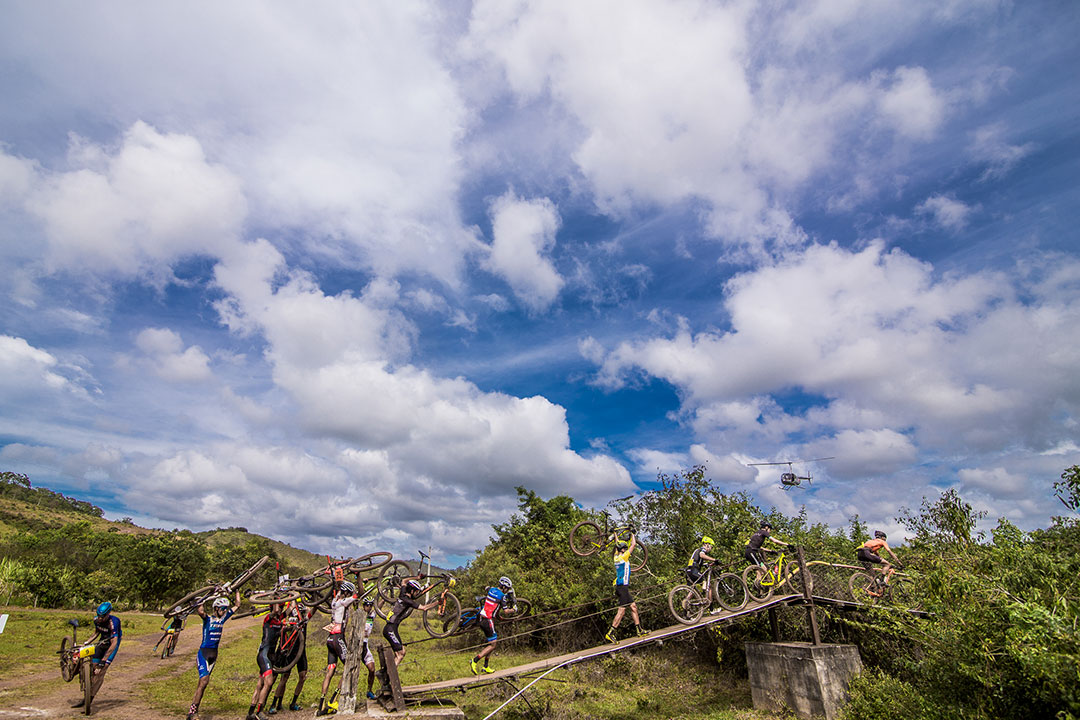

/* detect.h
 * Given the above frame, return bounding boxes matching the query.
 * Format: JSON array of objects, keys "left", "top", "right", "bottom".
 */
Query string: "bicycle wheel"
[
  {"left": 164, "top": 585, "right": 217, "bottom": 618},
  {"left": 373, "top": 595, "right": 391, "bottom": 622},
  {"left": 569, "top": 521, "right": 603, "bottom": 556},
  {"left": 80, "top": 659, "right": 92, "bottom": 714},
  {"left": 248, "top": 589, "right": 300, "bottom": 605},
  {"left": 743, "top": 566, "right": 774, "bottom": 603},
  {"left": 668, "top": 584, "right": 706, "bottom": 625},
  {"left": 713, "top": 573, "right": 748, "bottom": 612},
  {"left": 848, "top": 572, "right": 878, "bottom": 604},
  {"left": 347, "top": 551, "right": 393, "bottom": 574},
  {"left": 228, "top": 555, "right": 270, "bottom": 592},
  {"left": 497, "top": 598, "right": 533, "bottom": 622},
  {"left": 376, "top": 560, "right": 413, "bottom": 602},
  {"left": 422, "top": 591, "right": 461, "bottom": 638},
  {"left": 778, "top": 567, "right": 803, "bottom": 597},
  {"left": 629, "top": 541, "right": 648, "bottom": 571},
  {"left": 271, "top": 626, "right": 305, "bottom": 672},
  {"left": 60, "top": 638, "right": 76, "bottom": 682},
  {"left": 160, "top": 636, "right": 169, "bottom": 660}
]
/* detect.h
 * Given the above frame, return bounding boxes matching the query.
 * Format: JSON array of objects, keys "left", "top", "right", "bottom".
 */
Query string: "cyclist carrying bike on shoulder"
[
  {"left": 745, "top": 522, "right": 789, "bottom": 566},
  {"left": 857, "top": 531, "right": 901, "bottom": 596},
  {"left": 248, "top": 601, "right": 286, "bottom": 720},
  {"left": 605, "top": 535, "right": 647, "bottom": 644},
  {"left": 267, "top": 599, "right": 314, "bottom": 715},
  {"left": 383, "top": 578, "right": 439, "bottom": 668},
  {"left": 318, "top": 580, "right": 358, "bottom": 716},
  {"left": 470, "top": 576, "right": 516, "bottom": 676},
  {"left": 72, "top": 601, "right": 120, "bottom": 709},
  {"left": 187, "top": 595, "right": 237, "bottom": 720}
]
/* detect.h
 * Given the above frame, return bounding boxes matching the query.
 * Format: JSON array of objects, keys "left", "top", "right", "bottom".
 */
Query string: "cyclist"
[
  {"left": 360, "top": 595, "right": 378, "bottom": 701},
  {"left": 317, "top": 580, "right": 359, "bottom": 716},
  {"left": 857, "top": 531, "right": 902, "bottom": 595},
  {"left": 72, "top": 601, "right": 120, "bottom": 709},
  {"left": 267, "top": 600, "right": 314, "bottom": 715},
  {"left": 187, "top": 596, "right": 236, "bottom": 720},
  {"left": 383, "top": 579, "right": 438, "bottom": 668},
  {"left": 470, "top": 576, "right": 516, "bottom": 675},
  {"left": 745, "top": 521, "right": 789, "bottom": 567},
  {"left": 605, "top": 535, "right": 647, "bottom": 644},
  {"left": 163, "top": 613, "right": 184, "bottom": 657},
  {"left": 247, "top": 602, "right": 285, "bottom": 720},
  {"left": 686, "top": 535, "right": 718, "bottom": 589}
]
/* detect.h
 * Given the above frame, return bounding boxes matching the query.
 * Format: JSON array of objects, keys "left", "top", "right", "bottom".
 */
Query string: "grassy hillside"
[{"left": 198, "top": 528, "right": 325, "bottom": 574}]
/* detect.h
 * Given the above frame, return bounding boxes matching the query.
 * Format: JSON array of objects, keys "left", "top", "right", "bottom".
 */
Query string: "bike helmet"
[
  {"left": 404, "top": 579, "right": 423, "bottom": 595},
  {"left": 760, "top": 521, "right": 773, "bottom": 530},
  {"left": 874, "top": 530, "right": 887, "bottom": 540},
  {"left": 340, "top": 580, "right": 357, "bottom": 595},
  {"left": 213, "top": 597, "right": 230, "bottom": 610},
  {"left": 96, "top": 601, "right": 112, "bottom": 617},
  {"left": 701, "top": 536, "right": 715, "bottom": 546},
  {"left": 498, "top": 576, "right": 513, "bottom": 590},
  {"left": 362, "top": 595, "right": 375, "bottom": 607},
  {"left": 615, "top": 540, "right": 629, "bottom": 551}
]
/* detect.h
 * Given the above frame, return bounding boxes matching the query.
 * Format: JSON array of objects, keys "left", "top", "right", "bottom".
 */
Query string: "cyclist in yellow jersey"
[{"left": 604, "top": 534, "right": 646, "bottom": 644}]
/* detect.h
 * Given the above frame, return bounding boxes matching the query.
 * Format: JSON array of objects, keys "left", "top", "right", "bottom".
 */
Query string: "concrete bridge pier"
[{"left": 745, "top": 642, "right": 863, "bottom": 720}]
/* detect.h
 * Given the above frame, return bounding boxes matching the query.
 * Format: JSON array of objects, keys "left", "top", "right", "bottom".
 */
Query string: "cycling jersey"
[
  {"left": 480, "top": 586, "right": 514, "bottom": 620},
  {"left": 256, "top": 612, "right": 283, "bottom": 676},
  {"left": 613, "top": 548, "right": 632, "bottom": 586},
  {"left": 387, "top": 594, "right": 421, "bottom": 625},
  {"left": 200, "top": 609, "right": 234, "bottom": 649},
  {"left": 746, "top": 529, "right": 769, "bottom": 551},
  {"left": 687, "top": 546, "right": 710, "bottom": 572},
  {"left": 92, "top": 614, "right": 122, "bottom": 663},
  {"left": 328, "top": 595, "right": 357, "bottom": 634}
]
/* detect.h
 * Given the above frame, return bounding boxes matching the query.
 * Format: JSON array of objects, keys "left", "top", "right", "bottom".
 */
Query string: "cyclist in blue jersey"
[
  {"left": 605, "top": 535, "right": 646, "bottom": 644},
  {"left": 72, "top": 601, "right": 121, "bottom": 709},
  {"left": 469, "top": 576, "right": 516, "bottom": 675},
  {"left": 187, "top": 595, "right": 236, "bottom": 720},
  {"left": 267, "top": 600, "right": 314, "bottom": 715}
]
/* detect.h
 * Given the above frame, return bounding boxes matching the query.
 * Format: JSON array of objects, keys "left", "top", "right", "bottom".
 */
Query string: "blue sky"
[{"left": 1, "top": 0, "right": 1078, "bottom": 565}]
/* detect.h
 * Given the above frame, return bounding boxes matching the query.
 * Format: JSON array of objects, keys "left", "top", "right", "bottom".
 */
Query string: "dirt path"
[{"left": 0, "top": 616, "right": 267, "bottom": 720}]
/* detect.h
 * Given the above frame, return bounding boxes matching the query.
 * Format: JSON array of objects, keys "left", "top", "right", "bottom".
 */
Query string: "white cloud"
[
  {"left": 0, "top": 335, "right": 83, "bottom": 398},
  {"left": 877, "top": 66, "right": 946, "bottom": 140},
  {"left": 916, "top": 194, "right": 976, "bottom": 232},
  {"left": 627, "top": 448, "right": 689, "bottom": 477},
  {"left": 484, "top": 191, "right": 564, "bottom": 313},
  {"left": 958, "top": 466, "right": 1029, "bottom": 498},
  {"left": 969, "top": 123, "right": 1036, "bottom": 181},
  {"left": 134, "top": 328, "right": 212, "bottom": 383}
]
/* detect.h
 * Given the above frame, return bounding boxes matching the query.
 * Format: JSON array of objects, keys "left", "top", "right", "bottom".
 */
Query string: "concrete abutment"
[{"left": 745, "top": 642, "right": 863, "bottom": 719}]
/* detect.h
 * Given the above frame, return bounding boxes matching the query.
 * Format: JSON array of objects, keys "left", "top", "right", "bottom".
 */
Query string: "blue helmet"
[{"left": 96, "top": 601, "right": 112, "bottom": 617}]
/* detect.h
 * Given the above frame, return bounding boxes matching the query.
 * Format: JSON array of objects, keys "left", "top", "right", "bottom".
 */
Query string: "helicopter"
[{"left": 747, "top": 457, "right": 835, "bottom": 490}]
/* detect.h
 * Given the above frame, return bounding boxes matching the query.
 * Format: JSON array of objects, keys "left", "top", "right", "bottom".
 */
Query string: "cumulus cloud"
[
  {"left": 0, "top": 335, "right": 84, "bottom": 398},
  {"left": 958, "top": 466, "right": 1029, "bottom": 498},
  {"left": 877, "top": 66, "right": 946, "bottom": 140},
  {"left": 484, "top": 191, "right": 564, "bottom": 313},
  {"left": 134, "top": 328, "right": 213, "bottom": 383},
  {"left": 916, "top": 194, "right": 976, "bottom": 232}
]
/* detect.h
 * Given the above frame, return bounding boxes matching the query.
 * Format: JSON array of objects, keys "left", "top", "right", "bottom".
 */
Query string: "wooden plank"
[{"left": 378, "top": 644, "right": 406, "bottom": 711}]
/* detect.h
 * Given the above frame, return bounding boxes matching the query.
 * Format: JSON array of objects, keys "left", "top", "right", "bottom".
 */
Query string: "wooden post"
[
  {"left": 337, "top": 607, "right": 367, "bottom": 714},
  {"left": 796, "top": 546, "right": 821, "bottom": 646},
  {"left": 377, "top": 644, "right": 405, "bottom": 712},
  {"left": 768, "top": 607, "right": 780, "bottom": 642}
]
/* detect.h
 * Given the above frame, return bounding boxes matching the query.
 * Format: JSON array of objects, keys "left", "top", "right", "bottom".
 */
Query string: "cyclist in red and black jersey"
[
  {"left": 246, "top": 603, "right": 285, "bottom": 720},
  {"left": 267, "top": 600, "right": 314, "bottom": 715}
]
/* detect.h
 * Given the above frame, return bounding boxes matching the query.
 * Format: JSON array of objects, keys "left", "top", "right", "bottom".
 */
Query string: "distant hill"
[{"left": 198, "top": 528, "right": 326, "bottom": 574}]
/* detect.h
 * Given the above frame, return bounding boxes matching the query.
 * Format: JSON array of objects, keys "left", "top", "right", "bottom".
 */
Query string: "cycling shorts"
[
  {"left": 92, "top": 640, "right": 118, "bottom": 664},
  {"left": 744, "top": 547, "right": 766, "bottom": 565},
  {"left": 857, "top": 548, "right": 883, "bottom": 565},
  {"left": 295, "top": 645, "right": 308, "bottom": 674},
  {"left": 197, "top": 648, "right": 218, "bottom": 678},
  {"left": 257, "top": 644, "right": 274, "bottom": 677},
  {"left": 326, "top": 632, "right": 348, "bottom": 666},
  {"left": 478, "top": 617, "right": 497, "bottom": 643},
  {"left": 361, "top": 642, "right": 374, "bottom": 667},
  {"left": 383, "top": 623, "right": 403, "bottom": 652},
  {"left": 614, "top": 584, "right": 633, "bottom": 607}
]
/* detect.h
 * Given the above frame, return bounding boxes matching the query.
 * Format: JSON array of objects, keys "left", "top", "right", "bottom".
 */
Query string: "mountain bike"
[
  {"left": 287, "top": 551, "right": 394, "bottom": 612},
  {"left": 164, "top": 555, "right": 270, "bottom": 618},
  {"left": 569, "top": 510, "right": 648, "bottom": 571},
  {"left": 848, "top": 565, "right": 912, "bottom": 606},
  {"left": 153, "top": 616, "right": 184, "bottom": 658},
  {"left": 56, "top": 619, "right": 99, "bottom": 715},
  {"left": 742, "top": 548, "right": 810, "bottom": 603},
  {"left": 452, "top": 595, "right": 533, "bottom": 636},
  {"left": 668, "top": 561, "right": 748, "bottom": 624},
  {"left": 376, "top": 548, "right": 461, "bottom": 637}
]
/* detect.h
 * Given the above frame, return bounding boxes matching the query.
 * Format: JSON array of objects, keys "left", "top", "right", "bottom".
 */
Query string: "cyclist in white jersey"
[{"left": 317, "top": 581, "right": 357, "bottom": 716}]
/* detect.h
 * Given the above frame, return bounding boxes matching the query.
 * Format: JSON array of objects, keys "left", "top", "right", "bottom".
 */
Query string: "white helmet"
[
  {"left": 212, "top": 597, "right": 229, "bottom": 610},
  {"left": 404, "top": 579, "right": 423, "bottom": 595},
  {"left": 498, "top": 576, "right": 513, "bottom": 590},
  {"left": 340, "top": 580, "right": 356, "bottom": 595}
]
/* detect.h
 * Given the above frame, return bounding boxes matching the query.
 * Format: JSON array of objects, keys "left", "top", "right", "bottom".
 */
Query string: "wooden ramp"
[{"left": 402, "top": 592, "right": 805, "bottom": 698}]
